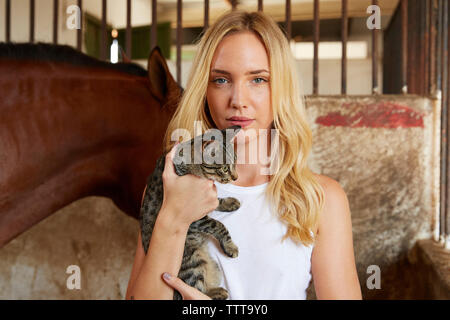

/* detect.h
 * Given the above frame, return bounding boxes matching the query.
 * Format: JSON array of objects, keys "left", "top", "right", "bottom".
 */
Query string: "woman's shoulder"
[
  {"left": 311, "top": 173, "right": 351, "bottom": 232},
  {"left": 312, "top": 173, "right": 344, "bottom": 195}
]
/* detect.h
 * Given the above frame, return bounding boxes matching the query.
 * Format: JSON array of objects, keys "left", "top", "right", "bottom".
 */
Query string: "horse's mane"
[{"left": 0, "top": 42, "right": 148, "bottom": 77}]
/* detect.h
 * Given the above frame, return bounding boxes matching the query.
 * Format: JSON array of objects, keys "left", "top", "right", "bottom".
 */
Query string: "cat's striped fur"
[{"left": 139, "top": 125, "right": 242, "bottom": 300}]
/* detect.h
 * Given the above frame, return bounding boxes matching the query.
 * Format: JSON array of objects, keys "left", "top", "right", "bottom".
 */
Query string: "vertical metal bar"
[
  {"left": 430, "top": 0, "right": 437, "bottom": 94},
  {"left": 425, "top": 0, "right": 431, "bottom": 95},
  {"left": 126, "top": 0, "right": 132, "bottom": 59},
  {"left": 443, "top": 0, "right": 449, "bottom": 249},
  {"left": 101, "top": 0, "right": 107, "bottom": 61},
  {"left": 421, "top": 0, "right": 429, "bottom": 95},
  {"left": 5, "top": 0, "right": 10, "bottom": 42},
  {"left": 77, "top": 0, "right": 83, "bottom": 51},
  {"left": 258, "top": 0, "right": 263, "bottom": 11},
  {"left": 437, "top": 0, "right": 445, "bottom": 243},
  {"left": 401, "top": 0, "right": 408, "bottom": 93},
  {"left": 437, "top": 0, "right": 443, "bottom": 94},
  {"left": 151, "top": 0, "right": 157, "bottom": 50},
  {"left": 30, "top": 0, "right": 35, "bottom": 43},
  {"left": 53, "top": 0, "right": 58, "bottom": 44},
  {"left": 372, "top": 0, "right": 379, "bottom": 94},
  {"left": 313, "top": 0, "right": 319, "bottom": 95},
  {"left": 341, "top": 0, "right": 348, "bottom": 95},
  {"left": 204, "top": 0, "right": 209, "bottom": 30},
  {"left": 285, "top": 0, "right": 291, "bottom": 41},
  {"left": 446, "top": 0, "right": 450, "bottom": 249},
  {"left": 177, "top": 0, "right": 182, "bottom": 86}
]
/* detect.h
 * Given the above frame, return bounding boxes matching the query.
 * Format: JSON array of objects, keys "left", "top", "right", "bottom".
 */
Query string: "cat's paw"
[
  {"left": 217, "top": 197, "right": 241, "bottom": 212},
  {"left": 221, "top": 240, "right": 239, "bottom": 258},
  {"left": 206, "top": 287, "right": 229, "bottom": 300}
]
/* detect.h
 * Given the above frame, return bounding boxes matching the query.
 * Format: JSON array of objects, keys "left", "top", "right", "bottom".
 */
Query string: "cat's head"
[{"left": 173, "top": 125, "right": 241, "bottom": 183}]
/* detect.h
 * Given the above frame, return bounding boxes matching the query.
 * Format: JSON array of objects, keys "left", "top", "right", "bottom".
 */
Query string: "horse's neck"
[{"left": 0, "top": 61, "right": 171, "bottom": 247}]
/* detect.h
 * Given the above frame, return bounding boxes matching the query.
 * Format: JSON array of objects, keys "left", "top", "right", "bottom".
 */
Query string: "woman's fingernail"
[{"left": 163, "top": 272, "right": 172, "bottom": 281}]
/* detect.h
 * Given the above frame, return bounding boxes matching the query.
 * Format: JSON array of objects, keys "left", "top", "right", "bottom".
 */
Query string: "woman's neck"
[{"left": 232, "top": 132, "right": 272, "bottom": 187}]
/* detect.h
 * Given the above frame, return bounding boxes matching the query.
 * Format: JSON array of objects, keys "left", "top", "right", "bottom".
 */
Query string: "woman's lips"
[{"left": 227, "top": 119, "right": 254, "bottom": 127}]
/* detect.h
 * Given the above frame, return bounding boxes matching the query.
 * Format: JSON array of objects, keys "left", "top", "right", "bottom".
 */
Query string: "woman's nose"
[{"left": 231, "top": 83, "right": 248, "bottom": 109}]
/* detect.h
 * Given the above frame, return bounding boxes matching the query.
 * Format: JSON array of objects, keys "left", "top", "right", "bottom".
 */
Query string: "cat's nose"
[{"left": 231, "top": 172, "right": 238, "bottom": 181}]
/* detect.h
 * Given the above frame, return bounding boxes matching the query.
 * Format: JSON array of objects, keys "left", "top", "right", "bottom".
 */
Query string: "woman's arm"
[
  {"left": 125, "top": 143, "right": 220, "bottom": 300},
  {"left": 311, "top": 175, "right": 362, "bottom": 299},
  {"left": 125, "top": 208, "right": 189, "bottom": 300}
]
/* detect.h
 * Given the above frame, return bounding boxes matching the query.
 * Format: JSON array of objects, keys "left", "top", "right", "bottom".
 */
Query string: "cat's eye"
[{"left": 222, "top": 166, "right": 228, "bottom": 172}]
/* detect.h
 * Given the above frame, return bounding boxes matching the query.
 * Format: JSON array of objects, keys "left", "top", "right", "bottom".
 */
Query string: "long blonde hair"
[{"left": 163, "top": 10, "right": 324, "bottom": 246}]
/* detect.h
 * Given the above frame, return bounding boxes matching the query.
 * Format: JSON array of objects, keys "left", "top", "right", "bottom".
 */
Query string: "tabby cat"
[{"left": 139, "top": 125, "right": 242, "bottom": 300}]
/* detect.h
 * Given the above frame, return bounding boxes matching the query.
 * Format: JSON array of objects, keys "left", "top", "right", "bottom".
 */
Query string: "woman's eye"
[
  {"left": 213, "top": 78, "right": 228, "bottom": 84},
  {"left": 253, "top": 77, "right": 267, "bottom": 84}
]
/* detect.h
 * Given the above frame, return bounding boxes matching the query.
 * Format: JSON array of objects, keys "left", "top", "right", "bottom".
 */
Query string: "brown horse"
[{"left": 0, "top": 43, "right": 182, "bottom": 248}]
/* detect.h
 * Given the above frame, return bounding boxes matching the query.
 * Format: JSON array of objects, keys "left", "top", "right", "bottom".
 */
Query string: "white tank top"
[{"left": 207, "top": 181, "right": 314, "bottom": 300}]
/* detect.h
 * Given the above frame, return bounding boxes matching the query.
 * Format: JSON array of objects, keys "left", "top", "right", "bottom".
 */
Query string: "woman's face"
[{"left": 206, "top": 31, "right": 273, "bottom": 142}]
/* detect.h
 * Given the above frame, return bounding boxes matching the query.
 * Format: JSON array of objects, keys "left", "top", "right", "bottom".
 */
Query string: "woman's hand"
[
  {"left": 162, "top": 272, "right": 212, "bottom": 300},
  {"left": 160, "top": 142, "right": 219, "bottom": 229}
]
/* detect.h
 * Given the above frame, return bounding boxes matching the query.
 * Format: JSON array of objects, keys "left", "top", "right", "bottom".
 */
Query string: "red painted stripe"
[{"left": 315, "top": 102, "right": 425, "bottom": 128}]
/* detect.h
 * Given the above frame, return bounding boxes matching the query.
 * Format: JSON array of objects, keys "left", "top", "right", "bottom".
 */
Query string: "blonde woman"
[{"left": 126, "top": 10, "right": 362, "bottom": 300}]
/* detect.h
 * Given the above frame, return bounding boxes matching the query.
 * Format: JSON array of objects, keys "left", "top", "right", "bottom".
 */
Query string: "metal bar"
[
  {"left": 443, "top": 0, "right": 449, "bottom": 249},
  {"left": 437, "top": 0, "right": 445, "bottom": 241},
  {"left": 53, "top": 0, "right": 58, "bottom": 44},
  {"left": 77, "top": 0, "right": 83, "bottom": 51},
  {"left": 177, "top": 0, "right": 182, "bottom": 86},
  {"left": 313, "top": 0, "right": 319, "bottom": 95},
  {"left": 437, "top": 0, "right": 443, "bottom": 94},
  {"left": 285, "top": 0, "right": 291, "bottom": 41},
  {"left": 341, "top": 0, "right": 348, "bottom": 95},
  {"left": 151, "top": 0, "right": 157, "bottom": 50},
  {"left": 430, "top": 0, "right": 437, "bottom": 94},
  {"left": 422, "top": 0, "right": 429, "bottom": 95},
  {"left": 6, "top": 0, "right": 10, "bottom": 42},
  {"left": 401, "top": 0, "right": 408, "bottom": 93},
  {"left": 101, "top": 0, "right": 107, "bottom": 61},
  {"left": 30, "top": 0, "right": 35, "bottom": 43},
  {"left": 204, "top": 0, "right": 209, "bottom": 30},
  {"left": 258, "top": 0, "right": 263, "bottom": 11},
  {"left": 425, "top": 0, "right": 431, "bottom": 95},
  {"left": 372, "top": 0, "right": 379, "bottom": 94},
  {"left": 127, "top": 0, "right": 132, "bottom": 59}
]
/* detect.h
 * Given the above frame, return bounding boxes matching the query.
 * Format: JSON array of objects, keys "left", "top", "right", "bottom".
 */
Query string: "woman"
[{"left": 126, "top": 10, "right": 362, "bottom": 300}]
